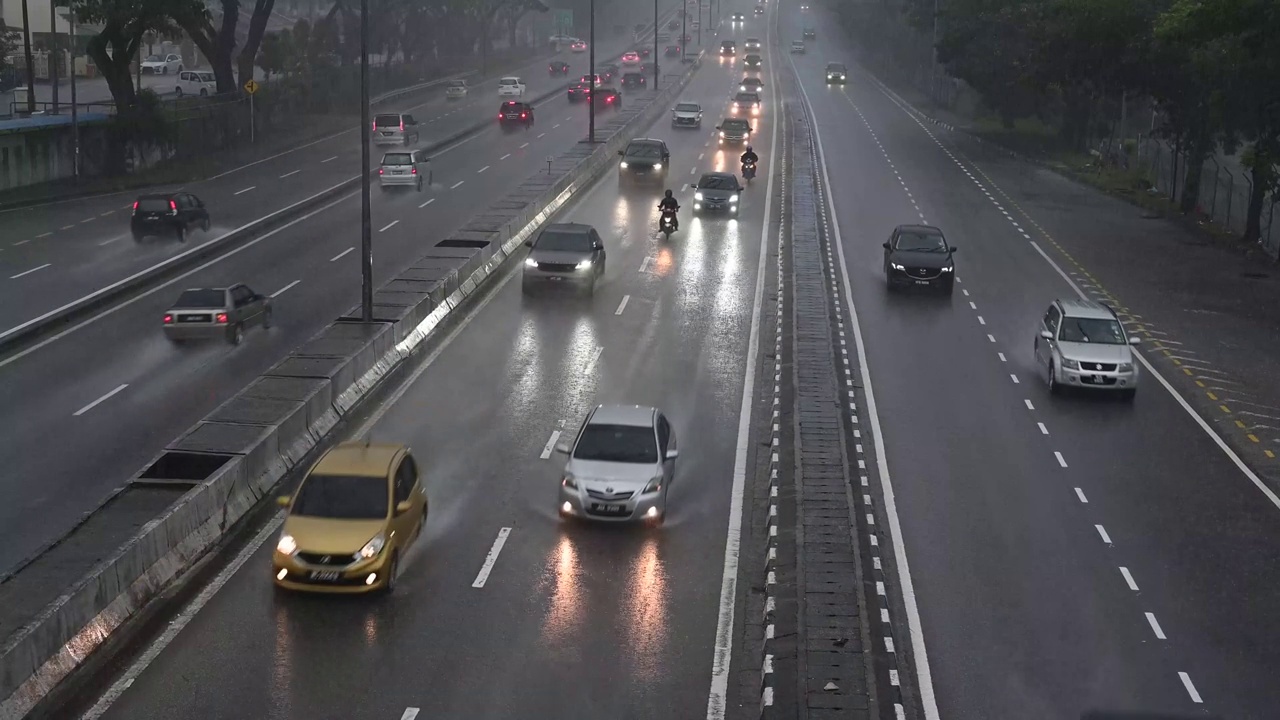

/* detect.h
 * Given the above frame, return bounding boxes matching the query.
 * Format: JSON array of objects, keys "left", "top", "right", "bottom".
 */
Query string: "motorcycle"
[
  {"left": 658, "top": 207, "right": 678, "bottom": 238},
  {"left": 742, "top": 161, "right": 757, "bottom": 183}
]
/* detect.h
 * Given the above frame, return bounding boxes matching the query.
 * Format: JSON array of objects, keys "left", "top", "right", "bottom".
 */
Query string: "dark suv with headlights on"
[
  {"left": 691, "top": 172, "right": 743, "bottom": 216},
  {"left": 618, "top": 138, "right": 670, "bottom": 183},
  {"left": 720, "top": 40, "right": 736, "bottom": 56},
  {"left": 498, "top": 101, "right": 535, "bottom": 129},
  {"left": 717, "top": 118, "right": 753, "bottom": 146},
  {"left": 826, "top": 62, "right": 847, "bottom": 84},
  {"left": 882, "top": 224, "right": 956, "bottom": 294},
  {"left": 522, "top": 223, "right": 607, "bottom": 296},
  {"left": 131, "top": 192, "right": 210, "bottom": 243},
  {"left": 744, "top": 53, "right": 763, "bottom": 70}
]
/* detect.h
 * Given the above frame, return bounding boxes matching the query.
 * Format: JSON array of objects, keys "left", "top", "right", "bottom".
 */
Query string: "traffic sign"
[
  {"left": 552, "top": 8, "right": 573, "bottom": 34},
  {"left": 243, "top": 79, "right": 260, "bottom": 95}
]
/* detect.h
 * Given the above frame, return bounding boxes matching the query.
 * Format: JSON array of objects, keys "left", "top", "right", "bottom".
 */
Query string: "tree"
[
  {"left": 72, "top": 0, "right": 193, "bottom": 109},
  {"left": 934, "top": 0, "right": 1044, "bottom": 130},
  {"left": 169, "top": 1, "right": 237, "bottom": 93},
  {"left": 238, "top": 0, "right": 278, "bottom": 87}
]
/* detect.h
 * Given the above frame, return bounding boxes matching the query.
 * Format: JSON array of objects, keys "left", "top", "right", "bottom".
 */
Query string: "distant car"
[
  {"left": 671, "top": 101, "right": 703, "bottom": 128},
  {"left": 717, "top": 118, "right": 753, "bottom": 146},
  {"left": 131, "top": 192, "right": 209, "bottom": 242},
  {"left": 804, "top": 28, "right": 816, "bottom": 39},
  {"left": 744, "top": 37, "right": 762, "bottom": 51},
  {"left": 174, "top": 70, "right": 216, "bottom": 97},
  {"left": 272, "top": 442, "right": 429, "bottom": 594},
  {"left": 498, "top": 100, "right": 535, "bottom": 129},
  {"left": 800, "top": 3, "right": 810, "bottom": 10},
  {"left": 549, "top": 60, "right": 570, "bottom": 75},
  {"left": 882, "top": 224, "right": 955, "bottom": 294},
  {"left": 445, "top": 79, "right": 468, "bottom": 99},
  {"left": 1036, "top": 298, "right": 1140, "bottom": 399},
  {"left": 162, "top": 285, "right": 271, "bottom": 346},
  {"left": 665, "top": 45, "right": 682, "bottom": 57},
  {"left": 568, "top": 80, "right": 593, "bottom": 102},
  {"left": 622, "top": 51, "right": 642, "bottom": 66},
  {"left": 378, "top": 150, "right": 429, "bottom": 191},
  {"left": 618, "top": 137, "right": 670, "bottom": 182},
  {"left": 372, "top": 112, "right": 421, "bottom": 146},
  {"left": 719, "top": 40, "right": 737, "bottom": 56},
  {"left": 744, "top": 53, "right": 763, "bottom": 69},
  {"left": 692, "top": 172, "right": 743, "bottom": 215},
  {"left": 581, "top": 73, "right": 603, "bottom": 87},
  {"left": 668, "top": 18, "right": 680, "bottom": 29},
  {"left": 555, "top": 404, "right": 679, "bottom": 526},
  {"left": 731, "top": 11, "right": 745, "bottom": 21},
  {"left": 754, "top": 4, "right": 764, "bottom": 14},
  {"left": 826, "top": 62, "right": 847, "bottom": 84},
  {"left": 599, "top": 64, "right": 620, "bottom": 82},
  {"left": 621, "top": 72, "right": 647, "bottom": 90},
  {"left": 141, "top": 53, "right": 182, "bottom": 74},
  {"left": 740, "top": 77, "right": 765, "bottom": 93},
  {"left": 522, "top": 223, "right": 607, "bottom": 295},
  {"left": 593, "top": 87, "right": 623, "bottom": 110},
  {"left": 497, "top": 76, "right": 526, "bottom": 96},
  {"left": 791, "top": 40, "right": 806, "bottom": 53},
  {"left": 571, "top": 40, "right": 588, "bottom": 52},
  {"left": 637, "top": 47, "right": 652, "bottom": 59},
  {"left": 549, "top": 33, "right": 576, "bottom": 45},
  {"left": 731, "top": 91, "right": 762, "bottom": 116}
]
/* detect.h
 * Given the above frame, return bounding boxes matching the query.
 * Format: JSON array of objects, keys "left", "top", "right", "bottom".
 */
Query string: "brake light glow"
[
  {"left": 379, "top": 168, "right": 384, "bottom": 174},
  {"left": 215, "top": 313, "right": 228, "bottom": 324},
  {"left": 169, "top": 200, "right": 178, "bottom": 213},
  {"left": 399, "top": 120, "right": 404, "bottom": 131},
  {"left": 163, "top": 314, "right": 173, "bottom": 324},
  {"left": 411, "top": 166, "right": 417, "bottom": 175},
  {"left": 521, "top": 112, "right": 527, "bottom": 118},
  {"left": 132, "top": 201, "right": 139, "bottom": 211}
]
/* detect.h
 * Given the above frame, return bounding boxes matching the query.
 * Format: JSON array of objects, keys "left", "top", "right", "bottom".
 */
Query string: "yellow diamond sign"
[{"left": 243, "top": 79, "right": 260, "bottom": 95}]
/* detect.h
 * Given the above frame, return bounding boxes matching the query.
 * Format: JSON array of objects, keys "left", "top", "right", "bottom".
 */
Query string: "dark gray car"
[
  {"left": 522, "top": 223, "right": 607, "bottom": 295},
  {"left": 691, "top": 172, "right": 742, "bottom": 215},
  {"left": 162, "top": 284, "right": 272, "bottom": 345},
  {"left": 618, "top": 138, "right": 670, "bottom": 183}
]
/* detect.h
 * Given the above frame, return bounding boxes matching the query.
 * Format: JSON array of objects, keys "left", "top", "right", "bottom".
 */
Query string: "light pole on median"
[
  {"left": 653, "top": 0, "right": 658, "bottom": 88},
  {"left": 359, "top": 0, "right": 374, "bottom": 321},
  {"left": 587, "top": 0, "right": 596, "bottom": 143}
]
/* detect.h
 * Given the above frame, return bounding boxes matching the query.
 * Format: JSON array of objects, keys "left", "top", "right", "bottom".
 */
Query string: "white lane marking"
[
  {"left": 450, "top": 180, "right": 465, "bottom": 189},
  {"left": 279, "top": 169, "right": 301, "bottom": 178},
  {"left": 1120, "top": 567, "right": 1138, "bottom": 591},
  {"left": 585, "top": 346, "right": 604, "bottom": 372},
  {"left": 379, "top": 220, "right": 399, "bottom": 232},
  {"left": 271, "top": 280, "right": 301, "bottom": 297},
  {"left": 98, "top": 236, "right": 122, "bottom": 246},
  {"left": 500, "top": 153, "right": 511, "bottom": 160},
  {"left": 997, "top": 352, "right": 1006, "bottom": 362},
  {"left": 401, "top": 709, "right": 420, "bottom": 720},
  {"left": 73, "top": 383, "right": 129, "bottom": 416},
  {"left": 640, "top": 256, "right": 653, "bottom": 272},
  {"left": 565, "top": 115, "right": 572, "bottom": 121},
  {"left": 553, "top": 123, "right": 561, "bottom": 128},
  {"left": 36, "top": 231, "right": 52, "bottom": 238},
  {"left": 698, "top": 152, "right": 705, "bottom": 160},
  {"left": 540, "top": 430, "right": 562, "bottom": 459},
  {"left": 537, "top": 132, "right": 546, "bottom": 138},
  {"left": 1145, "top": 612, "right": 1166, "bottom": 640},
  {"left": 13, "top": 239, "right": 30, "bottom": 246},
  {"left": 1178, "top": 672, "right": 1203, "bottom": 703},
  {"left": 792, "top": 50, "right": 942, "bottom": 720},
  {"left": 61, "top": 224, "right": 75, "bottom": 230},
  {"left": 234, "top": 186, "right": 256, "bottom": 195},
  {"left": 471, "top": 527, "right": 512, "bottom": 588},
  {"left": 1037, "top": 422, "right": 1048, "bottom": 435},
  {"left": 987, "top": 334, "right": 995, "bottom": 343},
  {"left": 10, "top": 263, "right": 51, "bottom": 279},
  {"left": 977, "top": 315, "right": 986, "bottom": 325},
  {"left": 330, "top": 247, "right": 355, "bottom": 262},
  {"left": 101, "top": 211, "right": 115, "bottom": 217},
  {"left": 1024, "top": 399, "right": 1034, "bottom": 410},
  {"left": 1010, "top": 374, "right": 1020, "bottom": 384},
  {"left": 1074, "top": 487, "right": 1087, "bottom": 503},
  {"left": 80, "top": 511, "right": 286, "bottom": 720},
  {"left": 690, "top": 167, "right": 696, "bottom": 174},
  {"left": 322, "top": 155, "right": 338, "bottom": 163},
  {"left": 81, "top": 217, "right": 95, "bottom": 224},
  {"left": 1095, "top": 524, "right": 1113, "bottom": 545},
  {"left": 1054, "top": 451, "right": 1068, "bottom": 467},
  {"left": 615, "top": 294, "right": 630, "bottom": 315},
  {"left": 520, "top": 142, "right": 530, "bottom": 148},
  {"left": 968, "top": 300, "right": 976, "bottom": 310},
  {"left": 477, "top": 165, "right": 490, "bottom": 174},
  {"left": 1027, "top": 240, "right": 1280, "bottom": 512}
]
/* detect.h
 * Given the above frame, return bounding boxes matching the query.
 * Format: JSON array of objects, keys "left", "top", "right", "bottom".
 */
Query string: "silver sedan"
[{"left": 556, "top": 404, "right": 678, "bottom": 526}]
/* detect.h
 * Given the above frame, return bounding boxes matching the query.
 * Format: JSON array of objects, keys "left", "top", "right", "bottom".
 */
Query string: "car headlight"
[
  {"left": 695, "top": 192, "right": 705, "bottom": 200},
  {"left": 740, "top": 85, "right": 747, "bottom": 91},
  {"left": 620, "top": 161, "right": 629, "bottom": 168},
  {"left": 1061, "top": 358, "right": 1080, "bottom": 370},
  {"left": 891, "top": 263, "right": 905, "bottom": 271},
  {"left": 276, "top": 534, "right": 298, "bottom": 556},
  {"left": 359, "top": 533, "right": 386, "bottom": 559},
  {"left": 729, "top": 195, "right": 739, "bottom": 203},
  {"left": 562, "top": 473, "right": 578, "bottom": 490},
  {"left": 525, "top": 258, "right": 538, "bottom": 267},
  {"left": 575, "top": 259, "right": 593, "bottom": 269},
  {"left": 653, "top": 163, "right": 662, "bottom": 170},
  {"left": 940, "top": 265, "right": 953, "bottom": 272},
  {"left": 720, "top": 131, "right": 726, "bottom": 137},
  {"left": 643, "top": 476, "right": 663, "bottom": 493},
  {"left": 1118, "top": 362, "right": 1134, "bottom": 372}
]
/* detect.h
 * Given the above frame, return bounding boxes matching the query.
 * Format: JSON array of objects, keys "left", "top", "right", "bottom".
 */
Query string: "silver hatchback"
[
  {"left": 379, "top": 150, "right": 429, "bottom": 191},
  {"left": 1035, "top": 298, "right": 1140, "bottom": 399},
  {"left": 556, "top": 405, "right": 678, "bottom": 525}
]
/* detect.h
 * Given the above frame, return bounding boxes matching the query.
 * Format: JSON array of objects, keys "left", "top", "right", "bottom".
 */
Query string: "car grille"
[
  {"left": 177, "top": 313, "right": 212, "bottom": 323},
  {"left": 1078, "top": 362, "right": 1118, "bottom": 372},
  {"left": 297, "top": 551, "right": 356, "bottom": 566},
  {"left": 538, "top": 262, "right": 578, "bottom": 272},
  {"left": 587, "top": 488, "right": 635, "bottom": 501},
  {"left": 292, "top": 574, "right": 369, "bottom": 587},
  {"left": 674, "top": 116, "right": 698, "bottom": 124},
  {"left": 906, "top": 267, "right": 942, "bottom": 280}
]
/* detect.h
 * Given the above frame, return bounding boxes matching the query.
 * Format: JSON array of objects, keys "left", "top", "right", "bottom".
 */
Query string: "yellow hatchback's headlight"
[
  {"left": 359, "top": 533, "right": 386, "bottom": 559},
  {"left": 277, "top": 534, "right": 298, "bottom": 556}
]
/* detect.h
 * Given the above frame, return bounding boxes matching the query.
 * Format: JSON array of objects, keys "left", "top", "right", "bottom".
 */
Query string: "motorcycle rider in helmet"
[
  {"left": 740, "top": 145, "right": 760, "bottom": 169},
  {"left": 659, "top": 189, "right": 680, "bottom": 231}
]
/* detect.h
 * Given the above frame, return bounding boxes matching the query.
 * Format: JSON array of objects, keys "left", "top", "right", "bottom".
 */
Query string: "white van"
[{"left": 175, "top": 70, "right": 217, "bottom": 97}]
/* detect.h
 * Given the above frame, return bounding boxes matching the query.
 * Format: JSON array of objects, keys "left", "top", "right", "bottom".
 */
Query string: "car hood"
[
  {"left": 698, "top": 187, "right": 738, "bottom": 199},
  {"left": 889, "top": 249, "right": 952, "bottom": 269},
  {"left": 530, "top": 249, "right": 591, "bottom": 264},
  {"left": 1057, "top": 342, "right": 1133, "bottom": 365},
  {"left": 282, "top": 516, "right": 387, "bottom": 554},
  {"left": 624, "top": 155, "right": 662, "bottom": 166},
  {"left": 565, "top": 458, "right": 659, "bottom": 488}
]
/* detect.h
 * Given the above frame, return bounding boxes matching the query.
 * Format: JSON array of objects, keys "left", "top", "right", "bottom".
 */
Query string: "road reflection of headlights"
[
  {"left": 359, "top": 533, "right": 385, "bottom": 559},
  {"left": 695, "top": 192, "right": 705, "bottom": 200},
  {"left": 277, "top": 534, "right": 298, "bottom": 555},
  {"left": 575, "top": 260, "right": 593, "bottom": 269},
  {"left": 525, "top": 258, "right": 538, "bottom": 267}
]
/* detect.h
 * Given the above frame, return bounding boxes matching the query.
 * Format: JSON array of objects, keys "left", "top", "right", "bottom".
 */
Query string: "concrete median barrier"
[{"left": 0, "top": 44, "right": 701, "bottom": 720}]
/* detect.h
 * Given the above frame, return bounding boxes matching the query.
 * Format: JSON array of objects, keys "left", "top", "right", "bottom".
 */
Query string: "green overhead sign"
[{"left": 552, "top": 8, "right": 573, "bottom": 33}]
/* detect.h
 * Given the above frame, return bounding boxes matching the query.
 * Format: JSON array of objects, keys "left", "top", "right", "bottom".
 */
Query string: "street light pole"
[
  {"left": 681, "top": 1, "right": 686, "bottom": 63},
  {"left": 587, "top": 0, "right": 596, "bottom": 143},
  {"left": 359, "top": 0, "right": 374, "bottom": 321},
  {"left": 930, "top": 0, "right": 939, "bottom": 106},
  {"left": 20, "top": 0, "right": 36, "bottom": 114},
  {"left": 70, "top": 8, "right": 80, "bottom": 180},
  {"left": 49, "top": 0, "right": 58, "bottom": 113},
  {"left": 653, "top": 0, "right": 658, "bottom": 88}
]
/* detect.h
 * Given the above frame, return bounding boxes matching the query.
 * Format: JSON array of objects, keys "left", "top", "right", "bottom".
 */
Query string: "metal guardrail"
[{"left": 4, "top": 99, "right": 116, "bottom": 119}]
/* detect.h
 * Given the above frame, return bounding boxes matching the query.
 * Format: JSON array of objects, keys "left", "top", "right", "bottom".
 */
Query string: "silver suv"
[
  {"left": 521, "top": 223, "right": 606, "bottom": 295},
  {"left": 555, "top": 404, "right": 678, "bottom": 525},
  {"left": 379, "top": 150, "right": 429, "bottom": 191},
  {"left": 1034, "top": 298, "right": 1140, "bottom": 399}
]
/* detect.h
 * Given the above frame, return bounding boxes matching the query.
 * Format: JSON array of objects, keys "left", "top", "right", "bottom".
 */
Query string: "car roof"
[
  {"left": 1057, "top": 298, "right": 1118, "bottom": 319},
  {"left": 895, "top": 223, "right": 943, "bottom": 234},
  {"left": 542, "top": 222, "right": 594, "bottom": 234},
  {"left": 700, "top": 172, "right": 737, "bottom": 181},
  {"left": 628, "top": 137, "right": 665, "bottom": 145},
  {"left": 312, "top": 442, "right": 404, "bottom": 478},
  {"left": 137, "top": 192, "right": 178, "bottom": 200},
  {"left": 588, "top": 404, "right": 657, "bottom": 427}
]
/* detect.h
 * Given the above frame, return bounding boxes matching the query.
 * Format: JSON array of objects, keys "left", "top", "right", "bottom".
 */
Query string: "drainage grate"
[
  {"left": 435, "top": 239, "right": 491, "bottom": 249},
  {"left": 138, "top": 451, "right": 232, "bottom": 482}
]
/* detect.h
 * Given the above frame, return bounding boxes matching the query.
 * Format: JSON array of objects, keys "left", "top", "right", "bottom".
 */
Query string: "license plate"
[
  {"left": 593, "top": 504, "right": 623, "bottom": 512},
  {"left": 381, "top": 131, "right": 393, "bottom": 136},
  {"left": 914, "top": 280, "right": 930, "bottom": 285},
  {"left": 310, "top": 570, "right": 340, "bottom": 581},
  {"left": 1090, "top": 375, "right": 1104, "bottom": 383},
  {"left": 393, "top": 170, "right": 404, "bottom": 174}
]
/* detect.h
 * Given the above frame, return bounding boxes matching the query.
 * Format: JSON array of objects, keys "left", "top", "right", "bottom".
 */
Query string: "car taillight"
[
  {"left": 411, "top": 166, "right": 417, "bottom": 175},
  {"left": 169, "top": 200, "right": 178, "bottom": 213},
  {"left": 400, "top": 121, "right": 405, "bottom": 131},
  {"left": 499, "top": 113, "right": 504, "bottom": 118},
  {"left": 163, "top": 314, "right": 173, "bottom": 324},
  {"left": 521, "top": 112, "right": 527, "bottom": 118},
  {"left": 132, "top": 201, "right": 139, "bottom": 212},
  {"left": 379, "top": 168, "right": 384, "bottom": 174},
  {"left": 215, "top": 313, "right": 228, "bottom": 324},
  {"left": 372, "top": 121, "right": 377, "bottom": 131}
]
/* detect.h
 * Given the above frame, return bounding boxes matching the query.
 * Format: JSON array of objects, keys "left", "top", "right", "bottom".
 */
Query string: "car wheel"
[
  {"left": 201, "top": 217, "right": 210, "bottom": 232},
  {"left": 176, "top": 225, "right": 186, "bottom": 243},
  {"left": 263, "top": 306, "right": 273, "bottom": 329},
  {"left": 174, "top": 87, "right": 183, "bottom": 97},
  {"left": 416, "top": 178, "right": 423, "bottom": 192},
  {"left": 382, "top": 552, "right": 400, "bottom": 594},
  {"left": 199, "top": 88, "right": 208, "bottom": 97},
  {"left": 1047, "top": 361, "right": 1060, "bottom": 395},
  {"left": 228, "top": 323, "right": 244, "bottom": 345}
]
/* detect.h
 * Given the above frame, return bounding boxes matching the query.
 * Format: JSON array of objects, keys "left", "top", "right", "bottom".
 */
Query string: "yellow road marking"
[
  {"left": 1247, "top": 434, "right": 1260, "bottom": 443},
  {"left": 1207, "top": 392, "right": 1218, "bottom": 401}
]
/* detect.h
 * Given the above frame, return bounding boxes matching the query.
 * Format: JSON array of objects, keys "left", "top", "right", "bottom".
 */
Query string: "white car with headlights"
[{"left": 556, "top": 404, "right": 678, "bottom": 526}]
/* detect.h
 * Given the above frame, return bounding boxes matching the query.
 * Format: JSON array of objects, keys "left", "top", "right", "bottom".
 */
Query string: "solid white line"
[
  {"left": 1095, "top": 524, "right": 1113, "bottom": 544},
  {"left": 477, "top": 165, "right": 490, "bottom": 173},
  {"left": 1178, "top": 672, "right": 1203, "bottom": 703},
  {"left": 1074, "top": 487, "right": 1087, "bottom": 503},
  {"left": 791, "top": 42, "right": 941, "bottom": 720},
  {"left": 380, "top": 220, "right": 399, "bottom": 232},
  {"left": 401, "top": 709, "right": 421, "bottom": 720},
  {"left": 615, "top": 294, "right": 630, "bottom": 315},
  {"left": 80, "top": 512, "right": 286, "bottom": 720},
  {"left": 233, "top": 186, "right": 256, "bottom": 195},
  {"left": 1027, "top": 239, "right": 1280, "bottom": 512},
  {"left": 540, "top": 430, "right": 562, "bottom": 459},
  {"left": 1054, "top": 451, "right": 1068, "bottom": 467},
  {"left": 271, "top": 280, "right": 301, "bottom": 297},
  {"left": 1120, "top": 566, "right": 1138, "bottom": 591},
  {"left": 471, "top": 527, "right": 512, "bottom": 588},
  {"left": 10, "top": 263, "right": 51, "bottom": 279},
  {"left": 73, "top": 383, "right": 129, "bottom": 416},
  {"left": 279, "top": 169, "right": 301, "bottom": 178},
  {"left": 419, "top": 198, "right": 435, "bottom": 208},
  {"left": 1145, "top": 612, "right": 1166, "bottom": 640},
  {"left": 450, "top": 180, "right": 465, "bottom": 189},
  {"left": 322, "top": 155, "right": 338, "bottom": 163},
  {"left": 330, "top": 247, "right": 355, "bottom": 262}
]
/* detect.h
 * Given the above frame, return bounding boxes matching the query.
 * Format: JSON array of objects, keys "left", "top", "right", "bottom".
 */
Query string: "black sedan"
[
  {"left": 549, "top": 60, "right": 570, "bottom": 75},
  {"left": 592, "top": 87, "right": 623, "bottom": 110},
  {"left": 882, "top": 224, "right": 956, "bottom": 294},
  {"left": 621, "top": 72, "right": 647, "bottom": 90},
  {"left": 567, "top": 81, "right": 592, "bottom": 102},
  {"left": 665, "top": 44, "right": 682, "bottom": 57}
]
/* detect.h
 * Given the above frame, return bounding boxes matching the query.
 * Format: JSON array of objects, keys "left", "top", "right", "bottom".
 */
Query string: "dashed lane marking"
[
  {"left": 73, "top": 383, "right": 129, "bottom": 416},
  {"left": 10, "top": 263, "right": 51, "bottom": 279},
  {"left": 471, "top": 527, "right": 512, "bottom": 588},
  {"left": 271, "top": 280, "right": 301, "bottom": 297},
  {"left": 330, "top": 247, "right": 354, "bottom": 262}
]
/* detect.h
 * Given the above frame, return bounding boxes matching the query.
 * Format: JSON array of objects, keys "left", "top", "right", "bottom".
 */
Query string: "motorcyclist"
[
  {"left": 740, "top": 146, "right": 760, "bottom": 170},
  {"left": 659, "top": 189, "right": 680, "bottom": 231}
]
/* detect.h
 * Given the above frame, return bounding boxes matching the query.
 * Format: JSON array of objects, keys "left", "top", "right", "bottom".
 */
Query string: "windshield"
[
  {"left": 291, "top": 474, "right": 389, "bottom": 520},
  {"left": 627, "top": 144, "right": 664, "bottom": 158},
  {"left": 448, "top": 80, "right": 465, "bottom": 87},
  {"left": 722, "top": 120, "right": 750, "bottom": 131},
  {"left": 136, "top": 197, "right": 172, "bottom": 212},
  {"left": 382, "top": 153, "right": 412, "bottom": 165},
  {"left": 1059, "top": 317, "right": 1127, "bottom": 345},
  {"left": 675, "top": 103, "right": 701, "bottom": 112},
  {"left": 699, "top": 175, "right": 739, "bottom": 190},
  {"left": 173, "top": 289, "right": 224, "bottom": 308},
  {"left": 722, "top": 42, "right": 735, "bottom": 48},
  {"left": 747, "top": 38, "right": 760, "bottom": 44},
  {"left": 374, "top": 114, "right": 400, "bottom": 127},
  {"left": 536, "top": 229, "right": 593, "bottom": 252},
  {"left": 574, "top": 424, "right": 658, "bottom": 463},
  {"left": 500, "top": 78, "right": 518, "bottom": 85},
  {"left": 146, "top": 55, "right": 163, "bottom": 62},
  {"left": 828, "top": 64, "right": 846, "bottom": 72},
  {"left": 196, "top": 72, "right": 215, "bottom": 82},
  {"left": 735, "top": 93, "right": 759, "bottom": 103},
  {"left": 747, "top": 55, "right": 762, "bottom": 63},
  {"left": 895, "top": 231, "right": 948, "bottom": 252}
]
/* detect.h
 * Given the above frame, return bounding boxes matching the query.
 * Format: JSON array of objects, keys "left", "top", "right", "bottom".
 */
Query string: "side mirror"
[
  {"left": 1129, "top": 336, "right": 1142, "bottom": 345},
  {"left": 665, "top": 448, "right": 679, "bottom": 460},
  {"left": 554, "top": 441, "right": 572, "bottom": 455},
  {"left": 395, "top": 500, "right": 412, "bottom": 515},
  {"left": 690, "top": 184, "right": 698, "bottom": 190},
  {"left": 882, "top": 241, "right": 891, "bottom": 249},
  {"left": 524, "top": 239, "right": 533, "bottom": 247},
  {"left": 1039, "top": 330, "right": 1053, "bottom": 340},
  {"left": 949, "top": 246, "right": 958, "bottom": 252},
  {"left": 715, "top": 125, "right": 721, "bottom": 130},
  {"left": 617, "top": 150, "right": 624, "bottom": 156},
  {"left": 276, "top": 495, "right": 291, "bottom": 508}
]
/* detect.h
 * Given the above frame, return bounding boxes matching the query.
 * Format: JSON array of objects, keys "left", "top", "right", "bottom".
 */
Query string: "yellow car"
[{"left": 272, "top": 442, "right": 428, "bottom": 594}]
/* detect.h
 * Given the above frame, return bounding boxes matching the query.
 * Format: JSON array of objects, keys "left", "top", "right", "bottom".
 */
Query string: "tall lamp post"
[
  {"left": 680, "top": 2, "right": 686, "bottom": 63},
  {"left": 587, "top": 0, "right": 596, "bottom": 143},
  {"left": 652, "top": 0, "right": 658, "bottom": 88},
  {"left": 359, "top": 0, "right": 374, "bottom": 321}
]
